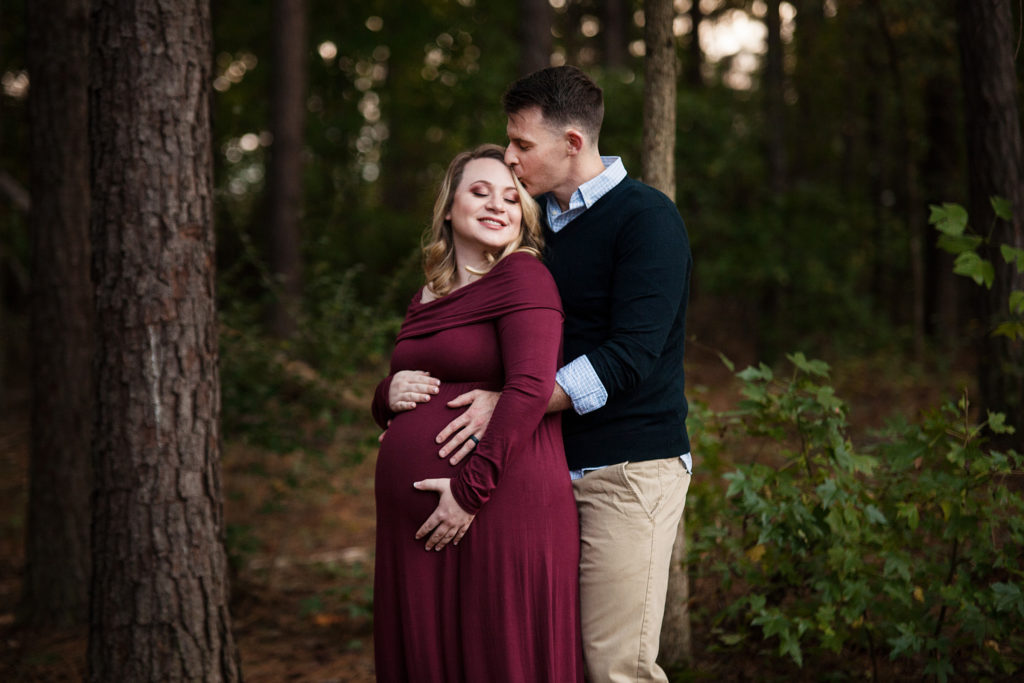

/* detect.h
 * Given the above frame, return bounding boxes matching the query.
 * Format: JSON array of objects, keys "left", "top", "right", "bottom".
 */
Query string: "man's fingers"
[
  {"left": 448, "top": 440, "right": 475, "bottom": 466},
  {"left": 446, "top": 390, "right": 479, "bottom": 408}
]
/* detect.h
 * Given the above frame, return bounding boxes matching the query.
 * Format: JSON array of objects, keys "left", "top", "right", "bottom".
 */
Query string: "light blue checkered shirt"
[{"left": 547, "top": 157, "right": 692, "bottom": 479}]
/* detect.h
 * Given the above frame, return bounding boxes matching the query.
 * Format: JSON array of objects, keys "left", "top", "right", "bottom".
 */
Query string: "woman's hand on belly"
[
  {"left": 413, "top": 478, "right": 476, "bottom": 551},
  {"left": 389, "top": 370, "right": 440, "bottom": 412}
]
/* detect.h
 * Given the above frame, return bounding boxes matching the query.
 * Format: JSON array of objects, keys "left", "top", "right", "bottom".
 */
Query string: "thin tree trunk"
[
  {"left": 642, "top": 0, "right": 677, "bottom": 201},
  {"left": 23, "top": 0, "right": 92, "bottom": 627},
  {"left": 764, "top": 0, "right": 787, "bottom": 194},
  {"left": 685, "top": 0, "right": 705, "bottom": 89},
  {"left": 643, "top": 0, "right": 690, "bottom": 667},
  {"left": 956, "top": 0, "right": 1024, "bottom": 442},
  {"left": 518, "top": 0, "right": 552, "bottom": 75},
  {"left": 266, "top": 0, "right": 308, "bottom": 339},
  {"left": 603, "top": 0, "right": 630, "bottom": 70},
  {"left": 922, "top": 73, "right": 963, "bottom": 341},
  {"left": 869, "top": 0, "right": 925, "bottom": 350},
  {"left": 88, "top": 1, "right": 241, "bottom": 680}
]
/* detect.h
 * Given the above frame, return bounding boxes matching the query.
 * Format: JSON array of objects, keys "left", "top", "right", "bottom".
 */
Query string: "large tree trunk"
[
  {"left": 518, "top": 0, "right": 552, "bottom": 75},
  {"left": 266, "top": 0, "right": 308, "bottom": 339},
  {"left": 23, "top": 0, "right": 92, "bottom": 627},
  {"left": 956, "top": 0, "right": 1024, "bottom": 441},
  {"left": 643, "top": 0, "right": 691, "bottom": 667},
  {"left": 88, "top": 1, "right": 241, "bottom": 680}
]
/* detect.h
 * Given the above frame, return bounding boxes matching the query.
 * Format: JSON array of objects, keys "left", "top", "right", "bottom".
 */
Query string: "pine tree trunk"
[
  {"left": 266, "top": 0, "right": 308, "bottom": 339},
  {"left": 518, "top": 0, "right": 552, "bottom": 75},
  {"left": 956, "top": 0, "right": 1024, "bottom": 441},
  {"left": 88, "top": 1, "right": 241, "bottom": 680},
  {"left": 642, "top": 0, "right": 677, "bottom": 201},
  {"left": 643, "top": 0, "right": 691, "bottom": 667},
  {"left": 23, "top": 0, "right": 92, "bottom": 627}
]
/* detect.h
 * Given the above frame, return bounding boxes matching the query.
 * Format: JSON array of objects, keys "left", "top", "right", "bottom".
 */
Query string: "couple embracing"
[{"left": 371, "top": 65, "right": 693, "bottom": 683}]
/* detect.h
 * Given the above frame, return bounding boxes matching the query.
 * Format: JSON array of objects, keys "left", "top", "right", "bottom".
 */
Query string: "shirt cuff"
[{"left": 556, "top": 355, "right": 608, "bottom": 415}]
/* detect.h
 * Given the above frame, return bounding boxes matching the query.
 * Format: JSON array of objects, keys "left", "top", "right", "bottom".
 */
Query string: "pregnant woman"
[{"left": 371, "top": 144, "right": 582, "bottom": 683}]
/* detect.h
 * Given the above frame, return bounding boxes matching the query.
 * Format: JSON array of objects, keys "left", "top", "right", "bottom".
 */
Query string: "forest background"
[{"left": 0, "top": 0, "right": 1022, "bottom": 681}]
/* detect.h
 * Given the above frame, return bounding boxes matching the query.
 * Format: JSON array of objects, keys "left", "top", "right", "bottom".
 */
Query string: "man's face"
[{"left": 504, "top": 106, "right": 570, "bottom": 198}]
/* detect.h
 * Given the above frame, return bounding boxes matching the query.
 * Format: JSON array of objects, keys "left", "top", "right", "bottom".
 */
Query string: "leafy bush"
[
  {"left": 219, "top": 263, "right": 401, "bottom": 456},
  {"left": 691, "top": 354, "right": 1024, "bottom": 680}
]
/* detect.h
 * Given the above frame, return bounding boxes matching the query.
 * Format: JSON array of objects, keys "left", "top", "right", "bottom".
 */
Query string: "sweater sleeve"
[
  {"left": 371, "top": 374, "right": 396, "bottom": 429},
  {"left": 449, "top": 305, "right": 563, "bottom": 514},
  {"left": 584, "top": 205, "right": 691, "bottom": 399}
]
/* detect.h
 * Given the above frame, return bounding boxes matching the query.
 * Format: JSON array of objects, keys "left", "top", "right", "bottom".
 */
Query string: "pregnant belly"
[{"left": 374, "top": 382, "right": 486, "bottom": 523}]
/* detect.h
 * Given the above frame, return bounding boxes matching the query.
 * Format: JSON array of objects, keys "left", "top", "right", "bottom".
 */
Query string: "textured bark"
[
  {"left": 643, "top": 0, "right": 690, "bottom": 666},
  {"left": 518, "top": 0, "right": 552, "bottom": 75},
  {"left": 266, "top": 0, "right": 308, "bottom": 339},
  {"left": 88, "top": 1, "right": 241, "bottom": 680},
  {"left": 764, "top": 0, "right": 787, "bottom": 194},
  {"left": 23, "top": 0, "right": 92, "bottom": 627},
  {"left": 956, "top": 0, "right": 1024, "bottom": 440},
  {"left": 642, "top": 0, "right": 677, "bottom": 201}
]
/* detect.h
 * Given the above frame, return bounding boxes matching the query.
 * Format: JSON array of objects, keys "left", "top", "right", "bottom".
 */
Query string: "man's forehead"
[{"left": 507, "top": 108, "right": 559, "bottom": 140}]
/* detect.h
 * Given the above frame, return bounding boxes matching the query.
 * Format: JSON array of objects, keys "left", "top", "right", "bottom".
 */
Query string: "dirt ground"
[{"left": 0, "top": 303, "right": 971, "bottom": 682}]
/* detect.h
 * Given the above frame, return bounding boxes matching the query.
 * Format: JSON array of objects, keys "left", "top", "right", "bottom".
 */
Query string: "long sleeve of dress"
[
  {"left": 449, "top": 306, "right": 563, "bottom": 515},
  {"left": 371, "top": 374, "right": 396, "bottom": 429}
]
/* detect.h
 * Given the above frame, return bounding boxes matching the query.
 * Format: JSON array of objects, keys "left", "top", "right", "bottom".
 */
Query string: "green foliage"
[
  {"left": 691, "top": 355, "right": 1024, "bottom": 678},
  {"left": 219, "top": 263, "right": 401, "bottom": 456},
  {"left": 930, "top": 199, "right": 1024, "bottom": 340}
]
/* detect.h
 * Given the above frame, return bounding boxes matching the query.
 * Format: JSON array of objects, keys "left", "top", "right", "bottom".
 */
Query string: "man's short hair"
[{"left": 502, "top": 66, "right": 604, "bottom": 142}]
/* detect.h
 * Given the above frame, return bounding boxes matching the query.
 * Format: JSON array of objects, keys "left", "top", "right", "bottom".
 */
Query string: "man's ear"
[{"left": 566, "top": 129, "right": 585, "bottom": 155}]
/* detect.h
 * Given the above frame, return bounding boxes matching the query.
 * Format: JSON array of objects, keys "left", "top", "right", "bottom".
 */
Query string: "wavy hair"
[{"left": 422, "top": 144, "right": 543, "bottom": 298}]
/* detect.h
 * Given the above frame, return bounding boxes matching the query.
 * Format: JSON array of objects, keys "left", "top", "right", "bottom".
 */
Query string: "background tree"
[
  {"left": 956, "top": 0, "right": 1024, "bottom": 441},
  {"left": 22, "top": 0, "right": 92, "bottom": 627},
  {"left": 518, "top": 0, "right": 552, "bottom": 75},
  {"left": 87, "top": 0, "right": 240, "bottom": 680},
  {"left": 641, "top": 0, "right": 692, "bottom": 667},
  {"left": 265, "top": 0, "right": 308, "bottom": 339}
]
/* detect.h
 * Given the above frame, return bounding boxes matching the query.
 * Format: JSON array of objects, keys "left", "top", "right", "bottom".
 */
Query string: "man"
[{"left": 402, "top": 66, "right": 693, "bottom": 682}]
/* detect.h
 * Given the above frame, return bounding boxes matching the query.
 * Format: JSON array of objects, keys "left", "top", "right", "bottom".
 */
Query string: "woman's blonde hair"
[{"left": 423, "top": 144, "right": 543, "bottom": 297}]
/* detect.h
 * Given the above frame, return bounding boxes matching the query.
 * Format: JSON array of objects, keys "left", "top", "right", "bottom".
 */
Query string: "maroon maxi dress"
[{"left": 371, "top": 252, "right": 583, "bottom": 683}]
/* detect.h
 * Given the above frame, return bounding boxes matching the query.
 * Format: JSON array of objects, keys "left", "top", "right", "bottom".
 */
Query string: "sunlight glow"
[
  {"left": 318, "top": 41, "right": 338, "bottom": 62},
  {"left": 1, "top": 70, "right": 29, "bottom": 99}
]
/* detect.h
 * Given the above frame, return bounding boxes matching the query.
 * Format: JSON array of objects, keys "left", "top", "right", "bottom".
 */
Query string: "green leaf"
[
  {"left": 937, "top": 232, "right": 983, "bottom": 255},
  {"left": 737, "top": 363, "right": 773, "bottom": 382},
  {"left": 993, "top": 321, "right": 1024, "bottom": 341},
  {"left": 987, "top": 411, "right": 1015, "bottom": 435},
  {"left": 719, "top": 632, "right": 745, "bottom": 646},
  {"left": 1009, "top": 290, "right": 1024, "bottom": 315},
  {"left": 992, "top": 582, "right": 1024, "bottom": 616},
  {"left": 864, "top": 504, "right": 887, "bottom": 525},
  {"left": 952, "top": 251, "right": 995, "bottom": 288},
  {"left": 1000, "top": 244, "right": 1024, "bottom": 272},
  {"left": 787, "top": 352, "right": 830, "bottom": 377},
  {"left": 897, "top": 502, "right": 919, "bottom": 531},
  {"left": 718, "top": 351, "right": 735, "bottom": 372},
  {"left": 929, "top": 203, "right": 968, "bottom": 235},
  {"left": 991, "top": 195, "right": 1013, "bottom": 221}
]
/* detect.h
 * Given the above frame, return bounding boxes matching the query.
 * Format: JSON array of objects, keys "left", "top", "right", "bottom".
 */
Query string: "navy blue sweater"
[{"left": 543, "top": 177, "right": 691, "bottom": 470}]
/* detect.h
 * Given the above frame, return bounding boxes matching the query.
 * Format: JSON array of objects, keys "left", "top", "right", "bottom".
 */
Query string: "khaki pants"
[{"left": 572, "top": 457, "right": 690, "bottom": 683}]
